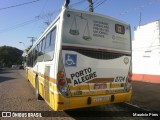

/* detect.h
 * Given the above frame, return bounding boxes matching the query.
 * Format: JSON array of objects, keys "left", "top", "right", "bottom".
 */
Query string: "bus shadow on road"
[
  {"left": 0, "top": 69, "right": 13, "bottom": 74},
  {"left": 0, "top": 76, "right": 16, "bottom": 83},
  {"left": 64, "top": 105, "right": 120, "bottom": 119}
]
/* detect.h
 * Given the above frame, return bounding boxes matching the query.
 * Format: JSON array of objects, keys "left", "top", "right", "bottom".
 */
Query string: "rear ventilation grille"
[{"left": 62, "top": 47, "right": 129, "bottom": 60}]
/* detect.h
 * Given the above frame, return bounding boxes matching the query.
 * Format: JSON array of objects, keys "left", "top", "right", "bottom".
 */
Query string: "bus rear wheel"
[{"left": 35, "top": 77, "right": 43, "bottom": 100}]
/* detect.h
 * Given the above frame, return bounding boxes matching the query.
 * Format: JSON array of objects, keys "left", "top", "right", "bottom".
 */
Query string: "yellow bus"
[{"left": 26, "top": 8, "right": 132, "bottom": 111}]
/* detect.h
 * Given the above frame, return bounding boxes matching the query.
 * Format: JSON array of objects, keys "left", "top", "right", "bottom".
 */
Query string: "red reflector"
[
  {"left": 128, "top": 78, "right": 132, "bottom": 83},
  {"left": 58, "top": 79, "right": 66, "bottom": 86}
]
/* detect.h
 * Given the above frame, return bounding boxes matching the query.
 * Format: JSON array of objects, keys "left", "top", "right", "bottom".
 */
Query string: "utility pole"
[
  {"left": 28, "top": 37, "right": 35, "bottom": 46},
  {"left": 64, "top": 0, "right": 70, "bottom": 8},
  {"left": 88, "top": 0, "right": 94, "bottom": 12},
  {"left": 19, "top": 42, "right": 26, "bottom": 49}
]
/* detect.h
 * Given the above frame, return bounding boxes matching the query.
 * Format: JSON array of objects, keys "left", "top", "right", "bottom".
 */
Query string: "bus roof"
[{"left": 66, "top": 8, "right": 129, "bottom": 25}]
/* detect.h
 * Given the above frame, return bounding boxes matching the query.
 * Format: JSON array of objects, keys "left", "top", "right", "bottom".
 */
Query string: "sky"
[{"left": 0, "top": 0, "right": 160, "bottom": 50}]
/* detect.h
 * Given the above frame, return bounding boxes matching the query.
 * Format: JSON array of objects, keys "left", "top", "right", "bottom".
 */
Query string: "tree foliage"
[
  {"left": 25, "top": 45, "right": 32, "bottom": 52},
  {"left": 0, "top": 46, "right": 23, "bottom": 67}
]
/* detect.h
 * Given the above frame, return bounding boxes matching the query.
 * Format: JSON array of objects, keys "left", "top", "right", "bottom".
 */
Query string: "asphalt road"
[
  {"left": 0, "top": 68, "right": 158, "bottom": 120},
  {"left": 131, "top": 81, "right": 160, "bottom": 112}
]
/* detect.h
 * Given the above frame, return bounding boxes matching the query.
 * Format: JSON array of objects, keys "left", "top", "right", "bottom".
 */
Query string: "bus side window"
[
  {"left": 45, "top": 32, "right": 51, "bottom": 49},
  {"left": 32, "top": 48, "right": 36, "bottom": 66},
  {"left": 37, "top": 38, "right": 45, "bottom": 62},
  {"left": 27, "top": 53, "right": 30, "bottom": 67},
  {"left": 44, "top": 32, "right": 51, "bottom": 61},
  {"left": 42, "top": 38, "right": 46, "bottom": 55},
  {"left": 36, "top": 44, "right": 39, "bottom": 60},
  {"left": 50, "top": 27, "right": 56, "bottom": 51},
  {"left": 33, "top": 44, "right": 39, "bottom": 65},
  {"left": 30, "top": 51, "right": 33, "bottom": 67},
  {"left": 29, "top": 53, "right": 31, "bottom": 67},
  {"left": 44, "top": 27, "right": 56, "bottom": 61}
]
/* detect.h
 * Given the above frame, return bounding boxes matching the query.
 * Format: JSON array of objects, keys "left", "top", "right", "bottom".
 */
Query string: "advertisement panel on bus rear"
[{"left": 62, "top": 10, "right": 131, "bottom": 51}]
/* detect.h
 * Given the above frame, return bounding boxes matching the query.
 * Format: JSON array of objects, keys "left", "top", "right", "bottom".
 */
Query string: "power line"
[
  {"left": 85, "top": 0, "right": 108, "bottom": 11},
  {"left": 94, "top": 0, "right": 108, "bottom": 9},
  {"left": 0, "top": 18, "right": 42, "bottom": 34},
  {"left": 84, "top": 0, "right": 94, "bottom": 10},
  {"left": 0, "top": 10, "right": 61, "bottom": 34},
  {"left": 0, "top": 0, "right": 96, "bottom": 34},
  {"left": 27, "top": 0, "right": 49, "bottom": 35},
  {"left": 120, "top": 0, "right": 160, "bottom": 15},
  {"left": 85, "top": 0, "right": 98, "bottom": 10},
  {"left": 0, "top": 0, "right": 41, "bottom": 11},
  {"left": 70, "top": 0, "right": 86, "bottom": 8}
]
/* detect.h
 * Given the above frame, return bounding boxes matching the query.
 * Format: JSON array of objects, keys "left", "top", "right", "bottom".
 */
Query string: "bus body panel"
[
  {"left": 62, "top": 49, "right": 130, "bottom": 97},
  {"left": 51, "top": 89, "right": 132, "bottom": 111}
]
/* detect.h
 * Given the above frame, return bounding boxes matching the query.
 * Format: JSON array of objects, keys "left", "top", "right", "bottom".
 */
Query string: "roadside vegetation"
[{"left": 0, "top": 46, "right": 23, "bottom": 67}]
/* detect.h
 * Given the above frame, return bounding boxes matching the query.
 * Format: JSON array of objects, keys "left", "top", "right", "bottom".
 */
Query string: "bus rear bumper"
[{"left": 55, "top": 90, "right": 132, "bottom": 111}]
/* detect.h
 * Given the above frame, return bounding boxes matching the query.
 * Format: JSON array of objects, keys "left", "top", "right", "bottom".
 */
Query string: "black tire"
[
  {"left": 35, "top": 77, "right": 43, "bottom": 100},
  {"left": 27, "top": 70, "right": 29, "bottom": 82}
]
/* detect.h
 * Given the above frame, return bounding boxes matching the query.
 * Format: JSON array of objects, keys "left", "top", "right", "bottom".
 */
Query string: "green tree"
[
  {"left": 0, "top": 46, "right": 23, "bottom": 67},
  {"left": 25, "top": 45, "right": 32, "bottom": 52}
]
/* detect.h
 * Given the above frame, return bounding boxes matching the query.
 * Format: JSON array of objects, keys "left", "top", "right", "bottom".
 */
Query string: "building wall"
[{"left": 132, "top": 20, "right": 160, "bottom": 82}]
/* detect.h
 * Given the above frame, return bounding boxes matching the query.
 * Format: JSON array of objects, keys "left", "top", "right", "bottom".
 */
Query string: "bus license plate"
[
  {"left": 94, "top": 84, "right": 107, "bottom": 89},
  {"left": 94, "top": 96, "right": 109, "bottom": 102}
]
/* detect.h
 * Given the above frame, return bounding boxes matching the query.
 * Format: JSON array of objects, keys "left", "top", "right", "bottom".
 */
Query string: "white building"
[{"left": 132, "top": 20, "right": 160, "bottom": 83}]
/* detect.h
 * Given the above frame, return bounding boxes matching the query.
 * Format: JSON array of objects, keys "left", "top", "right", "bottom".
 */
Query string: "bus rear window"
[{"left": 115, "top": 24, "right": 125, "bottom": 34}]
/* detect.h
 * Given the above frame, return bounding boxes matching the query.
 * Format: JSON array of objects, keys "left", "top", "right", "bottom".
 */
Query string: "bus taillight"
[
  {"left": 57, "top": 71, "right": 64, "bottom": 78},
  {"left": 128, "top": 78, "right": 132, "bottom": 83},
  {"left": 58, "top": 79, "right": 66, "bottom": 86},
  {"left": 57, "top": 51, "right": 71, "bottom": 97},
  {"left": 57, "top": 70, "right": 71, "bottom": 97},
  {"left": 128, "top": 72, "right": 132, "bottom": 83},
  {"left": 124, "top": 67, "right": 132, "bottom": 92}
]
